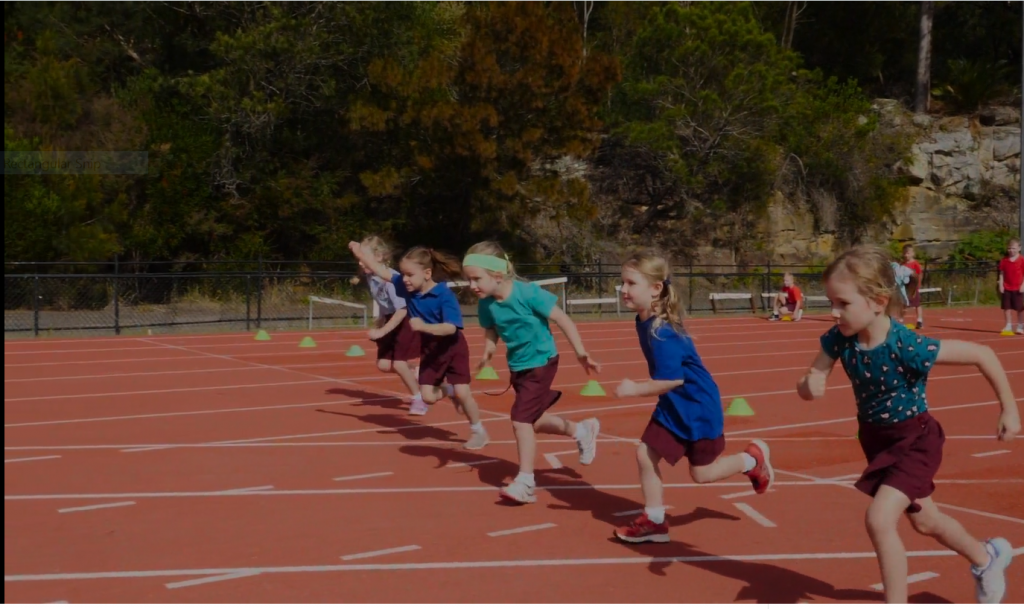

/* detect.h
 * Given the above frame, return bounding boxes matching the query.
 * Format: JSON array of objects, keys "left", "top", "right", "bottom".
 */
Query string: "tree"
[{"left": 914, "top": 0, "right": 934, "bottom": 113}]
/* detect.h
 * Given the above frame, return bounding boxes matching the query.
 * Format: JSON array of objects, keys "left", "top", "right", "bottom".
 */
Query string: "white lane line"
[
  {"left": 57, "top": 501, "right": 136, "bottom": 514},
  {"left": 487, "top": 523, "right": 557, "bottom": 537},
  {"left": 332, "top": 472, "right": 393, "bottom": 483},
  {"left": 341, "top": 545, "right": 421, "bottom": 561},
  {"left": 870, "top": 571, "right": 939, "bottom": 591},
  {"left": 733, "top": 503, "right": 777, "bottom": 528},
  {"left": 544, "top": 450, "right": 577, "bottom": 469},
  {"left": 219, "top": 486, "right": 274, "bottom": 494},
  {"left": 972, "top": 450, "right": 1011, "bottom": 458},
  {"left": 445, "top": 459, "right": 500, "bottom": 468},
  {"left": 5, "top": 455, "right": 61, "bottom": 464},
  {"left": 1, "top": 548, "right": 979, "bottom": 583},
  {"left": 612, "top": 506, "right": 674, "bottom": 517},
  {"left": 720, "top": 489, "right": 776, "bottom": 500},
  {"left": 165, "top": 570, "right": 260, "bottom": 590}
]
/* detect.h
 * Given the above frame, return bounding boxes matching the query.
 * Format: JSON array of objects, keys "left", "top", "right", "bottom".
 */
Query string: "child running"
[
  {"left": 349, "top": 241, "right": 489, "bottom": 449},
  {"left": 612, "top": 250, "right": 774, "bottom": 543},
  {"left": 351, "top": 236, "right": 426, "bottom": 414},
  {"left": 462, "top": 241, "right": 602, "bottom": 504},
  {"left": 998, "top": 238, "right": 1024, "bottom": 335},
  {"left": 901, "top": 244, "right": 925, "bottom": 329},
  {"left": 797, "top": 245, "right": 1019, "bottom": 604}
]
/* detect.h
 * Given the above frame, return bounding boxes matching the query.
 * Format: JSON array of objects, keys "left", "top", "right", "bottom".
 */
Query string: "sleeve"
[
  {"left": 901, "top": 328, "right": 940, "bottom": 376},
  {"left": 440, "top": 291, "right": 464, "bottom": 328},
  {"left": 523, "top": 282, "right": 559, "bottom": 318},
  {"left": 648, "top": 327, "right": 686, "bottom": 381},
  {"left": 477, "top": 300, "right": 494, "bottom": 329},
  {"left": 390, "top": 271, "right": 411, "bottom": 300},
  {"left": 819, "top": 326, "right": 843, "bottom": 360},
  {"left": 385, "top": 281, "right": 407, "bottom": 310}
]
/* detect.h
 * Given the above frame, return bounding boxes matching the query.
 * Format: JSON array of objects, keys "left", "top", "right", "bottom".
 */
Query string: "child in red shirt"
[
  {"left": 902, "top": 244, "right": 924, "bottom": 329},
  {"left": 998, "top": 238, "right": 1024, "bottom": 334},
  {"left": 769, "top": 273, "right": 803, "bottom": 321}
]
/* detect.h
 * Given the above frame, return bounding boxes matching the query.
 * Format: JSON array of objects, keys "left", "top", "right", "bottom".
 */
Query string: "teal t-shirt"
[{"left": 478, "top": 281, "right": 559, "bottom": 372}]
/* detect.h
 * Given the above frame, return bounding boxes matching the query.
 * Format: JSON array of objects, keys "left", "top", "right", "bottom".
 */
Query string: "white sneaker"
[
  {"left": 463, "top": 427, "right": 489, "bottom": 450},
  {"left": 576, "top": 418, "right": 600, "bottom": 465},
  {"left": 408, "top": 396, "right": 429, "bottom": 416},
  {"left": 499, "top": 479, "right": 536, "bottom": 504},
  {"left": 974, "top": 537, "right": 1013, "bottom": 603},
  {"left": 1016, "top": 325, "right": 1024, "bottom": 335}
]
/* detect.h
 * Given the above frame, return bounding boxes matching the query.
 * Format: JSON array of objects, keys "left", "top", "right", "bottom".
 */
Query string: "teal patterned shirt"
[{"left": 820, "top": 320, "right": 941, "bottom": 425}]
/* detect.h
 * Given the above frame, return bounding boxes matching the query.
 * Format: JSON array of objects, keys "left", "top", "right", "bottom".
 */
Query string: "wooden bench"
[
  {"left": 917, "top": 287, "right": 943, "bottom": 305},
  {"left": 567, "top": 285, "right": 622, "bottom": 316},
  {"left": 709, "top": 292, "right": 756, "bottom": 314}
]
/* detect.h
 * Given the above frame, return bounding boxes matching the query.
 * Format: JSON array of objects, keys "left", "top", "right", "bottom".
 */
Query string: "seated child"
[{"left": 769, "top": 273, "right": 803, "bottom": 321}]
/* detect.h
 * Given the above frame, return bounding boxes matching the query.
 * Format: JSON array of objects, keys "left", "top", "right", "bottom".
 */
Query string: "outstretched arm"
[
  {"left": 935, "top": 340, "right": 1019, "bottom": 441},
  {"left": 548, "top": 306, "right": 601, "bottom": 374},
  {"left": 797, "top": 349, "right": 837, "bottom": 401},
  {"left": 348, "top": 241, "right": 393, "bottom": 282}
]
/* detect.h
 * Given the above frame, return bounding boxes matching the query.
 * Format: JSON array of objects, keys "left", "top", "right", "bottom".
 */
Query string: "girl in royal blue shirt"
[{"left": 612, "top": 249, "right": 774, "bottom": 544}]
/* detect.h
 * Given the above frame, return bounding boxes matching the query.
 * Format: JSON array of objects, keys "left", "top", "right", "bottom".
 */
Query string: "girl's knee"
[
  {"left": 908, "top": 512, "right": 939, "bottom": 536},
  {"left": 636, "top": 442, "right": 657, "bottom": 467},
  {"left": 865, "top": 503, "right": 900, "bottom": 537},
  {"left": 689, "top": 465, "right": 713, "bottom": 484},
  {"left": 377, "top": 360, "right": 393, "bottom": 373},
  {"left": 421, "top": 388, "right": 441, "bottom": 405}
]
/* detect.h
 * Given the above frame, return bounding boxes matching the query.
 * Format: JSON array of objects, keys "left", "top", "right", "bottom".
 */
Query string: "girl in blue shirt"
[
  {"left": 350, "top": 241, "right": 489, "bottom": 450},
  {"left": 462, "top": 241, "right": 602, "bottom": 505},
  {"left": 613, "top": 250, "right": 774, "bottom": 544}
]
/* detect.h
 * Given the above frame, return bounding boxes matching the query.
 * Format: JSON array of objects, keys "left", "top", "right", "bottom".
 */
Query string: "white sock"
[
  {"left": 741, "top": 453, "right": 757, "bottom": 473},
  {"left": 645, "top": 507, "right": 666, "bottom": 524},
  {"left": 515, "top": 472, "right": 535, "bottom": 487},
  {"left": 413, "top": 393, "right": 422, "bottom": 400},
  {"left": 444, "top": 383, "right": 454, "bottom": 397},
  {"left": 470, "top": 422, "right": 485, "bottom": 434}
]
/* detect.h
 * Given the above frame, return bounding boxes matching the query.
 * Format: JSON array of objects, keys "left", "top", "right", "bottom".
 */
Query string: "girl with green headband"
[{"left": 463, "top": 241, "right": 602, "bottom": 505}]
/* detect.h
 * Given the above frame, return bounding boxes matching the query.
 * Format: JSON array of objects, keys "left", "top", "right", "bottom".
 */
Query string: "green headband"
[{"left": 462, "top": 253, "right": 509, "bottom": 274}]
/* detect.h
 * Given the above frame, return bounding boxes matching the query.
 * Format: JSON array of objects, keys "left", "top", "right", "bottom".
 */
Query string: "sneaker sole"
[
  {"left": 498, "top": 490, "right": 537, "bottom": 504},
  {"left": 751, "top": 439, "right": 775, "bottom": 493},
  {"left": 614, "top": 531, "right": 670, "bottom": 544},
  {"left": 580, "top": 419, "right": 600, "bottom": 466}
]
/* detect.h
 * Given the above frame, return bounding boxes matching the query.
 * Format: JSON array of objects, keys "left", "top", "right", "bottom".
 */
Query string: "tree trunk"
[{"left": 914, "top": 0, "right": 934, "bottom": 114}]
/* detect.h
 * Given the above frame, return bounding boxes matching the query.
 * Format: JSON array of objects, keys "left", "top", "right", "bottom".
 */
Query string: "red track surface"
[{"left": 5, "top": 309, "right": 1024, "bottom": 603}]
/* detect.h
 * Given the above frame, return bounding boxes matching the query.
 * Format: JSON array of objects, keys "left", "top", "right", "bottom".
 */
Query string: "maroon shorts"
[
  {"left": 640, "top": 419, "right": 725, "bottom": 467},
  {"left": 906, "top": 291, "right": 921, "bottom": 308},
  {"left": 418, "top": 330, "right": 471, "bottom": 387},
  {"left": 855, "top": 412, "right": 944, "bottom": 514},
  {"left": 1001, "top": 290, "right": 1024, "bottom": 312},
  {"left": 784, "top": 300, "right": 799, "bottom": 312},
  {"left": 509, "top": 356, "right": 562, "bottom": 424},
  {"left": 374, "top": 313, "right": 421, "bottom": 362}
]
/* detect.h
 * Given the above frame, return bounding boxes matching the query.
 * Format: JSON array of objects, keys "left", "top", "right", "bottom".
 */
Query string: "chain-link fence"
[{"left": 4, "top": 260, "right": 1001, "bottom": 337}]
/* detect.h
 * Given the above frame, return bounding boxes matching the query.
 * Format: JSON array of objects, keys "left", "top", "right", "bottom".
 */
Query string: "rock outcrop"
[{"left": 766, "top": 101, "right": 1020, "bottom": 262}]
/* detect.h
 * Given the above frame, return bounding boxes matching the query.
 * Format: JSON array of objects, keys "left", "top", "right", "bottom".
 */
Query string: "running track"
[{"left": 4, "top": 309, "right": 1023, "bottom": 603}]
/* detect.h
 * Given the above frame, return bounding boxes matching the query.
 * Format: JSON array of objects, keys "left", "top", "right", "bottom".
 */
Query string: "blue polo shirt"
[
  {"left": 391, "top": 272, "right": 464, "bottom": 328},
  {"left": 637, "top": 316, "right": 723, "bottom": 441},
  {"left": 820, "top": 319, "right": 939, "bottom": 425}
]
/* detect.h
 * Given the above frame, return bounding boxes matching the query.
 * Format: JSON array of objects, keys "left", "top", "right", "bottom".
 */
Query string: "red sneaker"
[
  {"left": 613, "top": 513, "right": 669, "bottom": 543},
  {"left": 744, "top": 440, "right": 774, "bottom": 494}
]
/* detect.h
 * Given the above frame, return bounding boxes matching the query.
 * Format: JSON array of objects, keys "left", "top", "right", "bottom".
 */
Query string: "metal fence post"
[
  {"left": 33, "top": 274, "right": 40, "bottom": 337},
  {"left": 256, "top": 257, "right": 264, "bottom": 329},
  {"left": 245, "top": 274, "right": 252, "bottom": 331},
  {"left": 113, "top": 255, "right": 121, "bottom": 335}
]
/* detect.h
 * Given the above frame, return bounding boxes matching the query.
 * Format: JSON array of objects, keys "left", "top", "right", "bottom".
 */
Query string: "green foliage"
[
  {"left": 3, "top": 0, "right": 1019, "bottom": 267},
  {"left": 932, "top": 59, "right": 1013, "bottom": 113},
  {"left": 948, "top": 229, "right": 1018, "bottom": 264}
]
